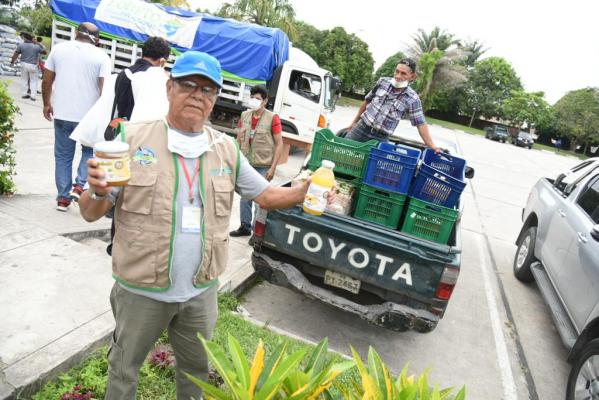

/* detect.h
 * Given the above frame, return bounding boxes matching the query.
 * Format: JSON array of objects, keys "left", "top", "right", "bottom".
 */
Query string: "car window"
[{"left": 577, "top": 176, "right": 599, "bottom": 223}]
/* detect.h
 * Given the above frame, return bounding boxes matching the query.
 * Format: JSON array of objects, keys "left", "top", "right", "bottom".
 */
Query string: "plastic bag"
[
  {"left": 129, "top": 66, "right": 169, "bottom": 122},
  {"left": 70, "top": 73, "right": 118, "bottom": 147}
]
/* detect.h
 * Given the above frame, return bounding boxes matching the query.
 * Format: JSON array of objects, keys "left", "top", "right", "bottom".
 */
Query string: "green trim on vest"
[
  {"left": 113, "top": 274, "right": 170, "bottom": 292},
  {"left": 117, "top": 123, "right": 126, "bottom": 142},
  {"left": 167, "top": 152, "right": 179, "bottom": 289},
  {"left": 234, "top": 140, "right": 241, "bottom": 185},
  {"left": 193, "top": 156, "right": 208, "bottom": 289}
]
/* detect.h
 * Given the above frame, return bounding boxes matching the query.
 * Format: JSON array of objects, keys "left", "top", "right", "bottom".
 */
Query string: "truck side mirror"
[
  {"left": 591, "top": 225, "right": 599, "bottom": 242},
  {"left": 331, "top": 76, "right": 342, "bottom": 95},
  {"left": 465, "top": 166, "right": 475, "bottom": 179}
]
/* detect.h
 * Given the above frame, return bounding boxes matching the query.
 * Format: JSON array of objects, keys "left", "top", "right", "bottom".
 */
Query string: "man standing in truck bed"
[{"left": 346, "top": 58, "right": 440, "bottom": 152}]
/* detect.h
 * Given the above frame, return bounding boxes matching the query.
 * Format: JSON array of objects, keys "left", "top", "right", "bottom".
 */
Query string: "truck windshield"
[{"left": 324, "top": 75, "right": 337, "bottom": 110}]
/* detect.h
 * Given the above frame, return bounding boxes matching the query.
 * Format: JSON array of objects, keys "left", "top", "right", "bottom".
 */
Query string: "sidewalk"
[{"left": 0, "top": 77, "right": 304, "bottom": 399}]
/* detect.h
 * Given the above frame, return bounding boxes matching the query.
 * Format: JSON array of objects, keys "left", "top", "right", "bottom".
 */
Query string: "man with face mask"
[
  {"left": 230, "top": 84, "right": 284, "bottom": 237},
  {"left": 77, "top": 51, "right": 313, "bottom": 399},
  {"left": 346, "top": 58, "right": 440, "bottom": 152}
]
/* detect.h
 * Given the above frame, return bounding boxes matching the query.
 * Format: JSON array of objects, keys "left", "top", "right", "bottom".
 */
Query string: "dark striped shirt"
[{"left": 362, "top": 77, "right": 426, "bottom": 135}]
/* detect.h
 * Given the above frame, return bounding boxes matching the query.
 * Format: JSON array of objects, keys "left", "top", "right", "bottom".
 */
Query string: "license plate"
[{"left": 324, "top": 270, "right": 361, "bottom": 294}]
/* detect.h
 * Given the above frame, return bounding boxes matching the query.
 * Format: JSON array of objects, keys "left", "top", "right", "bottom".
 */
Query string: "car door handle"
[
  {"left": 577, "top": 232, "right": 588, "bottom": 243},
  {"left": 283, "top": 102, "right": 292, "bottom": 107},
  {"left": 558, "top": 209, "right": 566, "bottom": 217}
]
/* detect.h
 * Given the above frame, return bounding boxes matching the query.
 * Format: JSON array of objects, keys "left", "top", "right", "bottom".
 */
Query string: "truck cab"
[{"left": 211, "top": 47, "right": 341, "bottom": 138}]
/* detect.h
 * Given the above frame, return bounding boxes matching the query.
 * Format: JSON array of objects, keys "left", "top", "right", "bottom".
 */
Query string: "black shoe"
[
  {"left": 21, "top": 95, "right": 30, "bottom": 99},
  {"left": 230, "top": 226, "right": 251, "bottom": 237}
]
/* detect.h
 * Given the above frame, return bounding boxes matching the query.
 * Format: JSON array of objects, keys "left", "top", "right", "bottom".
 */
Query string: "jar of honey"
[{"left": 94, "top": 141, "right": 131, "bottom": 186}]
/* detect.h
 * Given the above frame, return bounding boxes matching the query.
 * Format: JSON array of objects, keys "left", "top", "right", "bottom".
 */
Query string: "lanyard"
[{"left": 177, "top": 155, "right": 200, "bottom": 204}]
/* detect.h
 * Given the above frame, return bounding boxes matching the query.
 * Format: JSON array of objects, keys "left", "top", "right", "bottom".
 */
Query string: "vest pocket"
[
  {"left": 212, "top": 179, "right": 234, "bottom": 217},
  {"left": 121, "top": 172, "right": 158, "bottom": 215},
  {"left": 112, "top": 225, "right": 160, "bottom": 285},
  {"left": 207, "top": 234, "right": 229, "bottom": 280}
]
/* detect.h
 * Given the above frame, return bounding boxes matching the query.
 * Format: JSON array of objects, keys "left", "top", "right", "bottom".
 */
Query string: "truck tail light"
[
  {"left": 317, "top": 114, "right": 326, "bottom": 128},
  {"left": 435, "top": 267, "right": 459, "bottom": 300},
  {"left": 253, "top": 206, "right": 268, "bottom": 237}
]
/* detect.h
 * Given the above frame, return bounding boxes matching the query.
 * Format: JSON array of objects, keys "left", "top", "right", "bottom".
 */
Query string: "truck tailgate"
[{"left": 259, "top": 206, "right": 460, "bottom": 300}]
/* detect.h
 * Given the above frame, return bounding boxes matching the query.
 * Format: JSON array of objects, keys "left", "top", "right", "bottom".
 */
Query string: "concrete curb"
[{"left": 1, "top": 229, "right": 258, "bottom": 400}]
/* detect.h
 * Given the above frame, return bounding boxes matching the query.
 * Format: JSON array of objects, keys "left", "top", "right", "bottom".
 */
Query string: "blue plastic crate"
[
  {"left": 421, "top": 149, "right": 466, "bottom": 180},
  {"left": 410, "top": 150, "right": 467, "bottom": 208},
  {"left": 363, "top": 143, "right": 421, "bottom": 194}
]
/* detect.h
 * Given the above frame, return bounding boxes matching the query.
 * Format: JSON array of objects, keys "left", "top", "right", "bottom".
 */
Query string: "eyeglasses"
[{"left": 175, "top": 79, "right": 219, "bottom": 98}]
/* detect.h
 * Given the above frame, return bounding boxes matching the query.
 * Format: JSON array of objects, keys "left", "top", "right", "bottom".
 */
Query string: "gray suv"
[{"left": 513, "top": 159, "right": 599, "bottom": 399}]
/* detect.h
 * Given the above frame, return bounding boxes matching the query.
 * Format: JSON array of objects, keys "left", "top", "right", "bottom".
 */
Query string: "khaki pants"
[{"left": 105, "top": 283, "right": 218, "bottom": 400}]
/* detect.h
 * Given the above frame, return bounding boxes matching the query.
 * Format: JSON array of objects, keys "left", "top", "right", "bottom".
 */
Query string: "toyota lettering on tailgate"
[{"left": 284, "top": 224, "right": 413, "bottom": 286}]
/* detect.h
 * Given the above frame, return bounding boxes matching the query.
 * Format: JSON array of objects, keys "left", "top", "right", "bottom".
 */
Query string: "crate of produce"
[
  {"left": 401, "top": 197, "right": 459, "bottom": 244},
  {"left": 363, "top": 142, "right": 421, "bottom": 194},
  {"left": 409, "top": 150, "right": 467, "bottom": 208},
  {"left": 307, "top": 129, "right": 377, "bottom": 178},
  {"left": 354, "top": 184, "right": 406, "bottom": 229}
]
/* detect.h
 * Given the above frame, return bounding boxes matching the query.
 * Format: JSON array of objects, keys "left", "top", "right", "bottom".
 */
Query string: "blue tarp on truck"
[{"left": 50, "top": 0, "right": 289, "bottom": 82}]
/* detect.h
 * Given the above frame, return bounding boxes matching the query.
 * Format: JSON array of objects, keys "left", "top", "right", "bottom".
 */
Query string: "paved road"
[{"left": 240, "top": 121, "right": 579, "bottom": 399}]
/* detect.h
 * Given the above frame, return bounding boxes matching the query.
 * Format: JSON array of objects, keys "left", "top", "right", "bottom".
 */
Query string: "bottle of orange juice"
[{"left": 303, "top": 160, "right": 335, "bottom": 216}]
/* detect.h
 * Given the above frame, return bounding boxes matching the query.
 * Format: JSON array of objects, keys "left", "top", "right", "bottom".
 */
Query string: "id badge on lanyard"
[{"left": 182, "top": 205, "right": 202, "bottom": 233}]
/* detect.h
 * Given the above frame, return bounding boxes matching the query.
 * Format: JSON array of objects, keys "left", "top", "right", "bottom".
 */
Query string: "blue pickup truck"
[
  {"left": 513, "top": 158, "right": 599, "bottom": 400},
  {"left": 251, "top": 130, "right": 472, "bottom": 333}
]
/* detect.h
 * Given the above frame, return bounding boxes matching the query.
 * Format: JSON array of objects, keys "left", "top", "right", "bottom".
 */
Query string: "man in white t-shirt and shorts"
[{"left": 42, "top": 22, "right": 111, "bottom": 211}]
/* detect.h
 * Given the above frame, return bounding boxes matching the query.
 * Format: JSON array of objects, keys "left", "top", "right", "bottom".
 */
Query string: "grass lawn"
[
  {"left": 337, "top": 96, "right": 363, "bottom": 108},
  {"left": 31, "top": 293, "right": 359, "bottom": 400}
]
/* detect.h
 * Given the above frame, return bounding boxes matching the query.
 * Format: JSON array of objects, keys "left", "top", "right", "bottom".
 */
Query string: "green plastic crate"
[
  {"left": 307, "top": 129, "right": 377, "bottom": 178},
  {"left": 401, "top": 197, "right": 459, "bottom": 244},
  {"left": 353, "top": 184, "right": 406, "bottom": 229}
]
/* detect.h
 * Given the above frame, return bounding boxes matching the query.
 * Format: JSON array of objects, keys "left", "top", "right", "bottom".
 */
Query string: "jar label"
[{"left": 96, "top": 156, "right": 131, "bottom": 183}]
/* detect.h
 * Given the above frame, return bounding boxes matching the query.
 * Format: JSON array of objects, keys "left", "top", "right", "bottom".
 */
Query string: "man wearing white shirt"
[{"left": 42, "top": 22, "right": 111, "bottom": 212}]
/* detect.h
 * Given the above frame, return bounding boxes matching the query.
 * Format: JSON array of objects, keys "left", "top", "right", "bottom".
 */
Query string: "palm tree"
[
  {"left": 459, "top": 40, "right": 488, "bottom": 67},
  {"left": 407, "top": 28, "right": 468, "bottom": 109},
  {"left": 215, "top": 0, "right": 297, "bottom": 41},
  {"left": 407, "top": 26, "right": 460, "bottom": 57}
]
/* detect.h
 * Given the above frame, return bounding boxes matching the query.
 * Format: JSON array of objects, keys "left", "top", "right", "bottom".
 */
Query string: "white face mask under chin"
[
  {"left": 390, "top": 78, "right": 409, "bottom": 89},
  {"left": 167, "top": 127, "right": 211, "bottom": 158}
]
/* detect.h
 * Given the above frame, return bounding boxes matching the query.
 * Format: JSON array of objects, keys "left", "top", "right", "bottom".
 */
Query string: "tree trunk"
[
  {"left": 468, "top": 110, "right": 477, "bottom": 127},
  {"left": 584, "top": 142, "right": 589, "bottom": 155},
  {"left": 570, "top": 138, "right": 578, "bottom": 152}
]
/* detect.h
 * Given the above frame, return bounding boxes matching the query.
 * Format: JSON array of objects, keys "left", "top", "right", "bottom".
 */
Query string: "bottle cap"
[
  {"left": 94, "top": 141, "right": 130, "bottom": 154},
  {"left": 322, "top": 160, "right": 335, "bottom": 169}
]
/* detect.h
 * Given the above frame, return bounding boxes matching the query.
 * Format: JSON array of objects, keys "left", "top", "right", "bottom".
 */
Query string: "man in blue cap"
[{"left": 79, "top": 51, "right": 316, "bottom": 399}]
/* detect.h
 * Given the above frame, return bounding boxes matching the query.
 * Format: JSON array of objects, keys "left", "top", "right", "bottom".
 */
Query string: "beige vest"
[
  {"left": 111, "top": 120, "right": 239, "bottom": 290},
  {"left": 237, "top": 109, "right": 275, "bottom": 167}
]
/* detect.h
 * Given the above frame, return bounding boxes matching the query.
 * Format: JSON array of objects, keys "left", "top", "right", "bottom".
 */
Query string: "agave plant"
[
  {"left": 341, "top": 346, "right": 466, "bottom": 400},
  {"left": 185, "top": 334, "right": 354, "bottom": 400}
]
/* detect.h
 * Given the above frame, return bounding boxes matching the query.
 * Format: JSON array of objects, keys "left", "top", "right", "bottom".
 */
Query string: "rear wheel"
[
  {"left": 513, "top": 226, "right": 537, "bottom": 282},
  {"left": 566, "top": 339, "right": 599, "bottom": 400}
]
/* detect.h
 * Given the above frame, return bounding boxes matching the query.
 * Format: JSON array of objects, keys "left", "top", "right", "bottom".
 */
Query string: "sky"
[{"left": 190, "top": 0, "right": 598, "bottom": 104}]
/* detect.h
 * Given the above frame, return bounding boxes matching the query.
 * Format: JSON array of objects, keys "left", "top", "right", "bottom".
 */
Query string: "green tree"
[
  {"left": 20, "top": 5, "right": 52, "bottom": 36},
  {"left": 317, "top": 27, "right": 374, "bottom": 93},
  {"left": 502, "top": 90, "right": 553, "bottom": 131},
  {"left": 407, "top": 26, "right": 460, "bottom": 57},
  {"left": 553, "top": 88, "right": 599, "bottom": 153},
  {"left": 293, "top": 21, "right": 325, "bottom": 63},
  {"left": 460, "top": 57, "right": 522, "bottom": 126},
  {"left": 459, "top": 39, "right": 488, "bottom": 67},
  {"left": 0, "top": 82, "right": 20, "bottom": 195},
  {"left": 373, "top": 51, "right": 407, "bottom": 81},
  {"left": 215, "top": 0, "right": 297, "bottom": 41}
]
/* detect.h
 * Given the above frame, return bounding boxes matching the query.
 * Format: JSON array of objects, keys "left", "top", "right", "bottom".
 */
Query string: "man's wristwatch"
[{"left": 89, "top": 187, "right": 108, "bottom": 201}]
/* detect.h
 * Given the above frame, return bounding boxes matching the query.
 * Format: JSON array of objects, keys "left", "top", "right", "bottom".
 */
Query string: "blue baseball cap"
[{"left": 171, "top": 51, "right": 223, "bottom": 88}]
